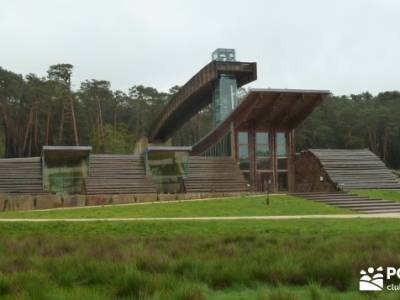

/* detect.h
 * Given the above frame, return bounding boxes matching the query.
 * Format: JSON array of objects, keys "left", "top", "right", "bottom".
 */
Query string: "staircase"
[
  {"left": 294, "top": 192, "right": 400, "bottom": 214},
  {"left": 86, "top": 155, "right": 156, "bottom": 195},
  {"left": 0, "top": 157, "right": 43, "bottom": 194},
  {"left": 184, "top": 156, "right": 247, "bottom": 193},
  {"left": 309, "top": 149, "right": 400, "bottom": 191}
]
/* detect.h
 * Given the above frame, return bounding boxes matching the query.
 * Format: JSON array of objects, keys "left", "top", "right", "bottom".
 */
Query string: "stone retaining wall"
[{"left": 0, "top": 192, "right": 257, "bottom": 212}]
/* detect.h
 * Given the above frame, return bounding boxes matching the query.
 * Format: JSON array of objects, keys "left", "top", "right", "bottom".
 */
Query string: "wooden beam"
[
  {"left": 268, "top": 94, "right": 301, "bottom": 129},
  {"left": 285, "top": 94, "right": 323, "bottom": 129},
  {"left": 278, "top": 94, "right": 306, "bottom": 128},
  {"left": 233, "top": 93, "right": 263, "bottom": 129},
  {"left": 250, "top": 93, "right": 282, "bottom": 127}
]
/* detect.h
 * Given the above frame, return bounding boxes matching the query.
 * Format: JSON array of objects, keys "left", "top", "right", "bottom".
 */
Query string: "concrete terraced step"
[
  {"left": 308, "top": 149, "right": 400, "bottom": 191},
  {"left": 86, "top": 155, "right": 157, "bottom": 195},
  {"left": 291, "top": 192, "right": 400, "bottom": 214},
  {"left": 184, "top": 156, "right": 247, "bottom": 193},
  {"left": 0, "top": 157, "right": 44, "bottom": 194}
]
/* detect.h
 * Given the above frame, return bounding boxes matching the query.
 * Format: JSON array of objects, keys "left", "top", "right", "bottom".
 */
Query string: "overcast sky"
[{"left": 1, "top": 0, "right": 399, "bottom": 95}]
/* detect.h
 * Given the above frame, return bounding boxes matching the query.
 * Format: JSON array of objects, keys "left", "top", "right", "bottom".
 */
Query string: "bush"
[{"left": 0, "top": 273, "right": 11, "bottom": 296}]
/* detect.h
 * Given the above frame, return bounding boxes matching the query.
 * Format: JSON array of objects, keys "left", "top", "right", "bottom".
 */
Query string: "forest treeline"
[{"left": 0, "top": 64, "right": 399, "bottom": 169}]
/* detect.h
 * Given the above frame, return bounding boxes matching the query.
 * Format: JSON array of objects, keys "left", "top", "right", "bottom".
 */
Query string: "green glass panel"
[
  {"left": 242, "top": 172, "right": 250, "bottom": 184},
  {"left": 278, "top": 172, "right": 288, "bottom": 191},
  {"left": 146, "top": 151, "right": 189, "bottom": 193},
  {"left": 43, "top": 152, "right": 89, "bottom": 195},
  {"left": 256, "top": 145, "right": 270, "bottom": 156},
  {"left": 276, "top": 132, "right": 287, "bottom": 157},
  {"left": 256, "top": 132, "right": 268, "bottom": 145},
  {"left": 257, "top": 158, "right": 271, "bottom": 170},
  {"left": 238, "top": 145, "right": 249, "bottom": 159},
  {"left": 213, "top": 74, "right": 238, "bottom": 125},
  {"left": 238, "top": 132, "right": 248, "bottom": 144},
  {"left": 239, "top": 159, "right": 250, "bottom": 170}
]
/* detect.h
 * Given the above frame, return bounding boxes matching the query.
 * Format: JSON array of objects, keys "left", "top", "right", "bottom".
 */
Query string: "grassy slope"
[
  {"left": 0, "top": 219, "right": 400, "bottom": 299},
  {"left": 0, "top": 195, "right": 351, "bottom": 219},
  {"left": 354, "top": 189, "right": 400, "bottom": 202}
]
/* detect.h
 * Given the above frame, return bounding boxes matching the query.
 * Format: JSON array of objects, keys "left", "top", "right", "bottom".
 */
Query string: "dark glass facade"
[
  {"left": 212, "top": 75, "right": 238, "bottom": 126},
  {"left": 146, "top": 150, "right": 189, "bottom": 193},
  {"left": 235, "top": 130, "right": 291, "bottom": 192},
  {"left": 42, "top": 147, "right": 90, "bottom": 195},
  {"left": 203, "top": 132, "right": 231, "bottom": 157}
]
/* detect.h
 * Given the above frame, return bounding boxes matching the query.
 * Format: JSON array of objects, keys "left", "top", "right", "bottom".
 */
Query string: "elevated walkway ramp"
[
  {"left": 309, "top": 149, "right": 400, "bottom": 191},
  {"left": 148, "top": 60, "right": 256, "bottom": 142}
]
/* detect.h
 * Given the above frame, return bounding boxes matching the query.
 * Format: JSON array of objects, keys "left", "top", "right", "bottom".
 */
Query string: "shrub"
[{"left": 0, "top": 273, "right": 11, "bottom": 296}]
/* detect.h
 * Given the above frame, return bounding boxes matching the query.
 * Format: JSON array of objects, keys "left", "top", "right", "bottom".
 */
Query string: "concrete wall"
[{"left": 0, "top": 191, "right": 255, "bottom": 212}]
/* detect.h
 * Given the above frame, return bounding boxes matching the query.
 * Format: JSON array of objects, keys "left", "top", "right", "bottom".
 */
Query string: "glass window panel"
[
  {"left": 239, "top": 160, "right": 250, "bottom": 170},
  {"left": 238, "top": 132, "right": 248, "bottom": 145},
  {"left": 256, "top": 132, "right": 268, "bottom": 145},
  {"left": 278, "top": 172, "right": 288, "bottom": 191},
  {"left": 43, "top": 151, "right": 89, "bottom": 195},
  {"left": 147, "top": 151, "right": 189, "bottom": 193},
  {"left": 256, "top": 145, "right": 270, "bottom": 156},
  {"left": 238, "top": 145, "right": 249, "bottom": 159},
  {"left": 213, "top": 75, "right": 238, "bottom": 125},
  {"left": 257, "top": 158, "right": 271, "bottom": 170},
  {"left": 278, "top": 158, "right": 287, "bottom": 170},
  {"left": 242, "top": 172, "right": 250, "bottom": 184},
  {"left": 276, "top": 132, "right": 287, "bottom": 157}
]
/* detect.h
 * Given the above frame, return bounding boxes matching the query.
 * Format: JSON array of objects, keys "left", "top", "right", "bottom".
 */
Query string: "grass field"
[
  {"left": 354, "top": 189, "right": 400, "bottom": 202},
  {"left": 0, "top": 194, "right": 398, "bottom": 299},
  {"left": 0, "top": 195, "right": 351, "bottom": 219},
  {"left": 0, "top": 219, "right": 400, "bottom": 299}
]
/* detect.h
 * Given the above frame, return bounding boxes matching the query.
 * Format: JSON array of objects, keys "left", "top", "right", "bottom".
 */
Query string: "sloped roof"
[{"left": 192, "top": 88, "right": 329, "bottom": 154}]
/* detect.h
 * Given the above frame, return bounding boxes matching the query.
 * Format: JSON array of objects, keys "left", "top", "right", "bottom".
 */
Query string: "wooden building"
[
  {"left": 191, "top": 89, "right": 330, "bottom": 192},
  {"left": 0, "top": 49, "right": 397, "bottom": 205}
]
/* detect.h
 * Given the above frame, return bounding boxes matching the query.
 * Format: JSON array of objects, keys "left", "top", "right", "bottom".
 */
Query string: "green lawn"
[
  {"left": 0, "top": 219, "right": 400, "bottom": 299},
  {"left": 354, "top": 189, "right": 400, "bottom": 202},
  {"left": 0, "top": 195, "right": 352, "bottom": 219}
]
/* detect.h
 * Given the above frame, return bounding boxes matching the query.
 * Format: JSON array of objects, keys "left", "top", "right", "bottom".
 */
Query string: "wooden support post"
[
  {"left": 271, "top": 130, "right": 277, "bottom": 193},
  {"left": 287, "top": 130, "right": 295, "bottom": 192}
]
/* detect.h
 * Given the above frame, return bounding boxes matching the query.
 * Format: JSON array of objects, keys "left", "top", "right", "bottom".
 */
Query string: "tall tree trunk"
[
  {"left": 135, "top": 100, "right": 141, "bottom": 138},
  {"left": 113, "top": 106, "right": 118, "bottom": 149},
  {"left": 45, "top": 108, "right": 51, "bottom": 145},
  {"left": 113, "top": 107, "right": 117, "bottom": 132},
  {"left": 22, "top": 106, "right": 34, "bottom": 155},
  {"left": 383, "top": 127, "right": 388, "bottom": 162},
  {"left": 32, "top": 98, "right": 39, "bottom": 155},
  {"left": 58, "top": 104, "right": 64, "bottom": 144},
  {"left": 95, "top": 94, "right": 104, "bottom": 149},
  {"left": 69, "top": 94, "right": 79, "bottom": 146}
]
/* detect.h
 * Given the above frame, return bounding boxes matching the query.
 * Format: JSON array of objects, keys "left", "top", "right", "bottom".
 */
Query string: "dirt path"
[{"left": 0, "top": 214, "right": 400, "bottom": 222}]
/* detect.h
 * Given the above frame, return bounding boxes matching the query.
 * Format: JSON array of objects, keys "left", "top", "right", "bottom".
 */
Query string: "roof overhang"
[
  {"left": 192, "top": 88, "right": 330, "bottom": 155},
  {"left": 233, "top": 88, "right": 330, "bottom": 130},
  {"left": 42, "top": 146, "right": 92, "bottom": 164}
]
